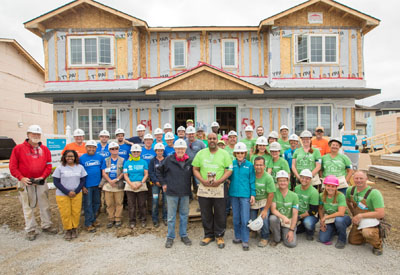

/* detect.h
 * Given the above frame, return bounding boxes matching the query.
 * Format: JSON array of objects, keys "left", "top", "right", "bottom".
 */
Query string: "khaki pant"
[
  {"left": 104, "top": 191, "right": 124, "bottom": 222},
  {"left": 348, "top": 225, "right": 382, "bottom": 249},
  {"left": 18, "top": 183, "right": 52, "bottom": 233},
  {"left": 56, "top": 192, "right": 83, "bottom": 230}
]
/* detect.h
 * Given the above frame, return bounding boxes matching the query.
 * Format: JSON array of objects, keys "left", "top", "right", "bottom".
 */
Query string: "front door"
[
  {"left": 174, "top": 107, "right": 195, "bottom": 132},
  {"left": 216, "top": 107, "right": 237, "bottom": 135}
]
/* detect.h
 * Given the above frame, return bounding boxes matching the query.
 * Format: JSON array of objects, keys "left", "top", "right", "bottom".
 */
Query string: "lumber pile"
[
  {"left": 368, "top": 165, "right": 400, "bottom": 185},
  {"left": 381, "top": 154, "right": 400, "bottom": 162}
]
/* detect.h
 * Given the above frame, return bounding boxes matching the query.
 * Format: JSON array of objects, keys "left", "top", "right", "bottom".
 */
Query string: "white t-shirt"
[{"left": 53, "top": 164, "right": 87, "bottom": 196}]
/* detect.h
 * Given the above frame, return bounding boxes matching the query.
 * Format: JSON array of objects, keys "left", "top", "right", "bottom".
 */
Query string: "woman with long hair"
[{"left": 250, "top": 136, "right": 272, "bottom": 168}]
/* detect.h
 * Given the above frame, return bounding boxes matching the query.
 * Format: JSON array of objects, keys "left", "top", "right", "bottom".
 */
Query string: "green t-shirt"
[
  {"left": 273, "top": 189, "right": 299, "bottom": 219},
  {"left": 202, "top": 139, "right": 208, "bottom": 147},
  {"left": 192, "top": 148, "right": 233, "bottom": 181},
  {"left": 278, "top": 138, "right": 291, "bottom": 154},
  {"left": 345, "top": 186, "right": 384, "bottom": 211},
  {"left": 241, "top": 138, "right": 256, "bottom": 160},
  {"left": 268, "top": 157, "right": 290, "bottom": 182},
  {"left": 319, "top": 192, "right": 347, "bottom": 215},
  {"left": 250, "top": 153, "right": 272, "bottom": 168},
  {"left": 293, "top": 147, "right": 321, "bottom": 174},
  {"left": 321, "top": 153, "right": 352, "bottom": 177},
  {"left": 224, "top": 146, "right": 235, "bottom": 160},
  {"left": 255, "top": 172, "right": 276, "bottom": 201},
  {"left": 294, "top": 184, "right": 319, "bottom": 215}
]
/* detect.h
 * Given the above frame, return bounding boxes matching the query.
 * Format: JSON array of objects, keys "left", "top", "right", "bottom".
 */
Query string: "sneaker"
[
  {"left": 373, "top": 247, "right": 383, "bottom": 256},
  {"left": 92, "top": 220, "right": 100, "bottom": 227},
  {"left": 130, "top": 223, "right": 136, "bottom": 229},
  {"left": 242, "top": 242, "right": 249, "bottom": 251},
  {"left": 181, "top": 236, "right": 192, "bottom": 246},
  {"left": 64, "top": 230, "right": 72, "bottom": 241},
  {"left": 199, "top": 237, "right": 215, "bottom": 246},
  {"left": 323, "top": 241, "right": 332, "bottom": 245},
  {"left": 42, "top": 227, "right": 58, "bottom": 235},
  {"left": 26, "top": 231, "right": 36, "bottom": 241},
  {"left": 115, "top": 221, "right": 122, "bottom": 228},
  {"left": 165, "top": 238, "right": 174, "bottom": 248},
  {"left": 86, "top": 225, "right": 96, "bottom": 233},
  {"left": 258, "top": 239, "right": 269, "bottom": 247},
  {"left": 232, "top": 238, "right": 242, "bottom": 244},
  {"left": 153, "top": 221, "right": 159, "bottom": 228},
  {"left": 306, "top": 235, "right": 314, "bottom": 241},
  {"left": 141, "top": 221, "right": 146, "bottom": 228},
  {"left": 270, "top": 241, "right": 279, "bottom": 247},
  {"left": 163, "top": 220, "right": 168, "bottom": 226},
  {"left": 216, "top": 237, "right": 225, "bottom": 249},
  {"left": 71, "top": 228, "right": 78, "bottom": 239},
  {"left": 335, "top": 241, "right": 346, "bottom": 249},
  {"left": 107, "top": 221, "right": 114, "bottom": 229}
]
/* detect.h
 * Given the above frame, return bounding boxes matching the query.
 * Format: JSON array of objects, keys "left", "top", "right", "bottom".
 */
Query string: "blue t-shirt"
[
  {"left": 127, "top": 136, "right": 144, "bottom": 147},
  {"left": 101, "top": 158, "right": 119, "bottom": 180},
  {"left": 118, "top": 143, "right": 131, "bottom": 160},
  {"left": 141, "top": 147, "right": 156, "bottom": 165},
  {"left": 123, "top": 159, "right": 148, "bottom": 182},
  {"left": 162, "top": 133, "right": 178, "bottom": 143},
  {"left": 164, "top": 146, "right": 175, "bottom": 157},
  {"left": 79, "top": 153, "right": 104, "bottom": 188},
  {"left": 152, "top": 140, "right": 167, "bottom": 147},
  {"left": 284, "top": 148, "right": 297, "bottom": 170},
  {"left": 96, "top": 143, "right": 110, "bottom": 158}
]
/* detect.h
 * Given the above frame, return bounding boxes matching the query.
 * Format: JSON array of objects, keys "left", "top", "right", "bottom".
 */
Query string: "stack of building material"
[
  {"left": 368, "top": 165, "right": 400, "bottom": 185},
  {"left": 0, "top": 172, "right": 17, "bottom": 189},
  {"left": 381, "top": 154, "right": 400, "bottom": 162}
]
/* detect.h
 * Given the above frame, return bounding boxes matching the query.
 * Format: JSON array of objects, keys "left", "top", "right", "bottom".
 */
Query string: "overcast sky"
[{"left": 0, "top": 0, "right": 397, "bottom": 106}]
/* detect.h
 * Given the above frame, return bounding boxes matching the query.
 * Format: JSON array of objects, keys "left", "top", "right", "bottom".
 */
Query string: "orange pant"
[
  {"left": 56, "top": 192, "right": 82, "bottom": 230},
  {"left": 348, "top": 225, "right": 382, "bottom": 249}
]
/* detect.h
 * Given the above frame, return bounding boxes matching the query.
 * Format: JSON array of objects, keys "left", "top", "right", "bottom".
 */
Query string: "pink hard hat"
[
  {"left": 221, "top": 134, "right": 228, "bottom": 141},
  {"left": 323, "top": 175, "right": 339, "bottom": 186}
]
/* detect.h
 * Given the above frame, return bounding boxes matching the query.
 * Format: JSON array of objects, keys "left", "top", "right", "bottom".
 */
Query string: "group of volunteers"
[{"left": 9, "top": 121, "right": 385, "bottom": 255}]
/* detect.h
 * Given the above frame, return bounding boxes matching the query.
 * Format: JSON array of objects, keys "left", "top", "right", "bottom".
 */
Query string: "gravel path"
[{"left": 0, "top": 225, "right": 398, "bottom": 275}]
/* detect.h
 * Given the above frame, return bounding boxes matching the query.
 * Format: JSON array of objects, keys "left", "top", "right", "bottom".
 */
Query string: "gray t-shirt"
[
  {"left": 186, "top": 139, "right": 206, "bottom": 160},
  {"left": 53, "top": 164, "right": 87, "bottom": 196}
]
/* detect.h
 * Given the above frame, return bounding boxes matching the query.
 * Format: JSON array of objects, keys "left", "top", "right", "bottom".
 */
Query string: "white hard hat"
[
  {"left": 234, "top": 142, "right": 248, "bottom": 153},
  {"left": 329, "top": 137, "right": 342, "bottom": 146},
  {"left": 154, "top": 143, "right": 165, "bottom": 150},
  {"left": 108, "top": 142, "right": 119, "bottom": 149},
  {"left": 300, "top": 169, "right": 313, "bottom": 178},
  {"left": 164, "top": 132, "right": 175, "bottom": 140},
  {"left": 280, "top": 125, "right": 289, "bottom": 131},
  {"left": 357, "top": 218, "right": 380, "bottom": 230},
  {"left": 174, "top": 139, "right": 187, "bottom": 149},
  {"left": 247, "top": 215, "right": 263, "bottom": 231},
  {"left": 27, "top": 125, "right": 42, "bottom": 134},
  {"left": 211, "top": 121, "right": 219, "bottom": 128},
  {"left": 269, "top": 142, "right": 281, "bottom": 151},
  {"left": 276, "top": 170, "right": 289, "bottom": 179},
  {"left": 136, "top": 124, "right": 146, "bottom": 131},
  {"left": 130, "top": 144, "right": 142, "bottom": 152},
  {"left": 186, "top": 126, "right": 196, "bottom": 134},
  {"left": 99, "top": 130, "right": 110, "bottom": 137},
  {"left": 245, "top": 125, "right": 253, "bottom": 132},
  {"left": 154, "top": 128, "right": 163, "bottom": 135},
  {"left": 115, "top": 128, "right": 125, "bottom": 135},
  {"left": 85, "top": 140, "right": 97, "bottom": 147},
  {"left": 300, "top": 130, "right": 313, "bottom": 138},
  {"left": 144, "top": 134, "right": 153, "bottom": 140},
  {"left": 289, "top": 134, "right": 299, "bottom": 141},
  {"left": 73, "top": 128, "right": 85, "bottom": 137},
  {"left": 268, "top": 131, "right": 279, "bottom": 139},
  {"left": 256, "top": 136, "right": 268, "bottom": 146},
  {"left": 163, "top": 123, "right": 172, "bottom": 130},
  {"left": 177, "top": 126, "right": 186, "bottom": 132},
  {"left": 228, "top": 130, "right": 238, "bottom": 137}
]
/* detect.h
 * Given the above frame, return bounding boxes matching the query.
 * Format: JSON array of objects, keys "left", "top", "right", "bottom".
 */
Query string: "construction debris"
[
  {"left": 368, "top": 165, "right": 400, "bottom": 185},
  {"left": 0, "top": 172, "right": 17, "bottom": 190}
]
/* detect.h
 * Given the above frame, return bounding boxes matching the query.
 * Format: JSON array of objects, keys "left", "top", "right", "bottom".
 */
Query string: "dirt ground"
[{"left": 0, "top": 177, "right": 399, "bottom": 249}]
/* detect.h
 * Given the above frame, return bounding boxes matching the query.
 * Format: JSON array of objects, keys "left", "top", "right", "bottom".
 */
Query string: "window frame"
[
  {"left": 293, "top": 104, "right": 333, "bottom": 136},
  {"left": 76, "top": 108, "right": 119, "bottom": 140},
  {"left": 171, "top": 39, "right": 188, "bottom": 69},
  {"left": 67, "top": 35, "right": 115, "bottom": 68},
  {"left": 222, "top": 39, "right": 239, "bottom": 68},
  {"left": 294, "top": 33, "right": 339, "bottom": 64}
]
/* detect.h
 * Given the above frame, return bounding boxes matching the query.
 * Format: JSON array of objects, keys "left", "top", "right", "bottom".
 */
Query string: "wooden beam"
[
  {"left": 43, "top": 38, "right": 49, "bottom": 81},
  {"left": 278, "top": 108, "right": 281, "bottom": 128},
  {"left": 357, "top": 29, "right": 363, "bottom": 78},
  {"left": 259, "top": 109, "right": 263, "bottom": 126},
  {"left": 157, "top": 33, "right": 160, "bottom": 77},
  {"left": 343, "top": 108, "right": 346, "bottom": 130},
  {"left": 241, "top": 32, "right": 244, "bottom": 75},
  {"left": 129, "top": 108, "right": 133, "bottom": 136},
  {"left": 269, "top": 108, "right": 273, "bottom": 132},
  {"left": 53, "top": 111, "right": 58, "bottom": 134},
  {"left": 54, "top": 31, "right": 58, "bottom": 81},
  {"left": 348, "top": 30, "right": 352, "bottom": 77},
  {"left": 248, "top": 32, "right": 252, "bottom": 76},
  {"left": 158, "top": 108, "right": 161, "bottom": 128},
  {"left": 63, "top": 111, "right": 66, "bottom": 134}
]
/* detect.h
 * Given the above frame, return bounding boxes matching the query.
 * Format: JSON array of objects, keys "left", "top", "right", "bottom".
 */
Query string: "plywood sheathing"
[
  {"left": 147, "top": 33, "right": 151, "bottom": 77},
  {"left": 139, "top": 32, "right": 147, "bottom": 78},
  {"left": 240, "top": 33, "right": 244, "bottom": 75},
  {"left": 263, "top": 32, "right": 268, "bottom": 77},
  {"left": 43, "top": 38, "right": 49, "bottom": 81},
  {"left": 248, "top": 32, "right": 252, "bottom": 76},
  {"left": 157, "top": 33, "right": 160, "bottom": 77},
  {"left": 132, "top": 29, "right": 139, "bottom": 79},
  {"left": 342, "top": 108, "right": 346, "bottom": 130},
  {"left": 351, "top": 107, "right": 356, "bottom": 130},
  {"left": 357, "top": 30, "right": 362, "bottom": 78},
  {"left": 53, "top": 110, "right": 58, "bottom": 134},
  {"left": 280, "top": 30, "right": 291, "bottom": 77},
  {"left": 63, "top": 111, "right": 67, "bottom": 134}
]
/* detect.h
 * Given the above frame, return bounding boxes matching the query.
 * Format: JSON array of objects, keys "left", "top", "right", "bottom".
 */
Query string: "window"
[
  {"left": 77, "top": 108, "right": 118, "bottom": 140},
  {"left": 171, "top": 40, "right": 187, "bottom": 68},
  {"left": 364, "top": 112, "right": 371, "bottom": 119},
  {"left": 294, "top": 105, "right": 332, "bottom": 136},
  {"left": 295, "top": 34, "right": 338, "bottom": 64},
  {"left": 222, "top": 39, "right": 238, "bottom": 68},
  {"left": 68, "top": 36, "right": 114, "bottom": 67}
]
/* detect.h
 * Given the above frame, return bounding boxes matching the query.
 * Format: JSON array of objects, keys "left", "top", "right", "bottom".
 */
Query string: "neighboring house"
[
  {"left": 24, "top": 0, "right": 380, "bottom": 140},
  {"left": 0, "top": 39, "right": 52, "bottom": 144},
  {"left": 372, "top": 100, "right": 400, "bottom": 116},
  {"left": 355, "top": 104, "right": 378, "bottom": 135}
]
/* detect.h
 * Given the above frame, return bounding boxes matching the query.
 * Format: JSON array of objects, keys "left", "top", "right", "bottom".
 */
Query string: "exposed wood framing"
[
  {"left": 259, "top": 109, "right": 263, "bottom": 126},
  {"left": 258, "top": 33, "right": 262, "bottom": 76},
  {"left": 137, "top": 108, "right": 140, "bottom": 125},
  {"left": 129, "top": 108, "right": 133, "bottom": 136},
  {"left": 241, "top": 32, "right": 244, "bottom": 75},
  {"left": 278, "top": 108, "right": 281, "bottom": 127},
  {"left": 43, "top": 38, "right": 49, "bottom": 81},
  {"left": 263, "top": 32, "right": 268, "bottom": 77},
  {"left": 54, "top": 31, "right": 58, "bottom": 80},
  {"left": 357, "top": 29, "right": 362, "bottom": 78},
  {"left": 200, "top": 31, "right": 205, "bottom": 62},
  {"left": 132, "top": 29, "right": 139, "bottom": 79},
  {"left": 343, "top": 108, "right": 346, "bottom": 130},
  {"left": 63, "top": 111, "right": 66, "bottom": 134},
  {"left": 280, "top": 31, "right": 291, "bottom": 77},
  {"left": 96, "top": 68, "right": 98, "bottom": 80},
  {"left": 248, "top": 32, "right": 252, "bottom": 76},
  {"left": 157, "top": 32, "right": 160, "bottom": 77},
  {"left": 351, "top": 108, "right": 356, "bottom": 130},
  {"left": 53, "top": 111, "right": 58, "bottom": 134},
  {"left": 65, "top": 31, "right": 69, "bottom": 80},
  {"left": 206, "top": 32, "right": 209, "bottom": 64},
  {"left": 147, "top": 33, "right": 151, "bottom": 77},
  {"left": 139, "top": 32, "right": 147, "bottom": 78},
  {"left": 250, "top": 108, "right": 253, "bottom": 121},
  {"left": 348, "top": 30, "right": 352, "bottom": 77},
  {"left": 237, "top": 32, "right": 240, "bottom": 75},
  {"left": 158, "top": 108, "right": 161, "bottom": 128},
  {"left": 269, "top": 108, "right": 273, "bottom": 132}
]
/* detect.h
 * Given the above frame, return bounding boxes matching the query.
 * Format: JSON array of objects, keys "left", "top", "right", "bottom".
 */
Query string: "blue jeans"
[
  {"left": 250, "top": 208, "right": 270, "bottom": 240},
  {"left": 83, "top": 186, "right": 101, "bottom": 227},
  {"left": 319, "top": 215, "right": 351, "bottom": 243},
  {"left": 297, "top": 215, "right": 318, "bottom": 236},
  {"left": 231, "top": 197, "right": 251, "bottom": 243},
  {"left": 166, "top": 195, "right": 189, "bottom": 239},
  {"left": 152, "top": 185, "right": 167, "bottom": 223}
]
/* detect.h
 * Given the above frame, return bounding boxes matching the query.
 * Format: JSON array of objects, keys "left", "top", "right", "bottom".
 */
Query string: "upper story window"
[
  {"left": 294, "top": 105, "right": 332, "bottom": 136},
  {"left": 171, "top": 39, "right": 187, "bottom": 68},
  {"left": 222, "top": 39, "right": 238, "bottom": 68},
  {"left": 68, "top": 36, "right": 114, "bottom": 67},
  {"left": 295, "top": 34, "right": 338, "bottom": 64}
]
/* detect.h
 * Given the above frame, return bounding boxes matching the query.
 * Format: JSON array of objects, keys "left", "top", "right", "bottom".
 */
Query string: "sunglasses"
[
  {"left": 110, "top": 148, "right": 119, "bottom": 151},
  {"left": 236, "top": 152, "right": 245, "bottom": 155}
]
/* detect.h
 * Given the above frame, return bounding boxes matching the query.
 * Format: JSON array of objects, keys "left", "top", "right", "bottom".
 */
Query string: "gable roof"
[
  {"left": 259, "top": 0, "right": 380, "bottom": 34},
  {"left": 371, "top": 101, "right": 400, "bottom": 110},
  {"left": 0, "top": 39, "right": 44, "bottom": 75},
  {"left": 24, "top": 0, "right": 148, "bottom": 36}
]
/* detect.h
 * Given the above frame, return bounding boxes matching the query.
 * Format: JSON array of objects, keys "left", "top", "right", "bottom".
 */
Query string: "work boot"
[
  {"left": 107, "top": 221, "right": 114, "bottom": 229},
  {"left": 373, "top": 247, "right": 383, "bottom": 256},
  {"left": 216, "top": 237, "right": 225, "bottom": 249},
  {"left": 42, "top": 227, "right": 58, "bottom": 235},
  {"left": 165, "top": 238, "right": 174, "bottom": 248},
  {"left": 92, "top": 220, "right": 100, "bottom": 227},
  {"left": 232, "top": 238, "right": 242, "bottom": 244},
  {"left": 181, "top": 236, "right": 192, "bottom": 246},
  {"left": 86, "top": 225, "right": 96, "bottom": 233},
  {"left": 270, "top": 241, "right": 280, "bottom": 247},
  {"left": 26, "top": 231, "right": 36, "bottom": 241},
  {"left": 242, "top": 242, "right": 249, "bottom": 251},
  {"left": 115, "top": 221, "right": 122, "bottom": 228},
  {"left": 199, "top": 237, "right": 215, "bottom": 246},
  {"left": 153, "top": 221, "right": 159, "bottom": 228},
  {"left": 258, "top": 239, "right": 269, "bottom": 247},
  {"left": 64, "top": 230, "right": 72, "bottom": 241},
  {"left": 71, "top": 228, "right": 78, "bottom": 239},
  {"left": 335, "top": 241, "right": 345, "bottom": 249}
]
